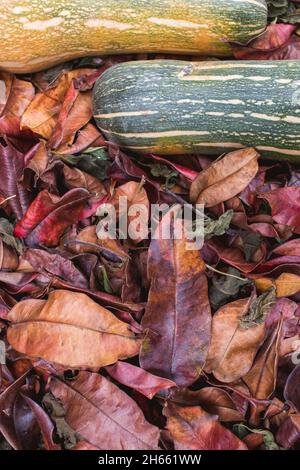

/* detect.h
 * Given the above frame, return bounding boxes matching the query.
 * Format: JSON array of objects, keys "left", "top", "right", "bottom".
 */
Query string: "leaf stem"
[
  {"left": 0, "top": 195, "right": 17, "bottom": 206},
  {"left": 206, "top": 264, "right": 248, "bottom": 282}
]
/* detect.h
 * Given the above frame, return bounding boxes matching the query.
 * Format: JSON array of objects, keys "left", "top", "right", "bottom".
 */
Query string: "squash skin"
[
  {"left": 93, "top": 60, "right": 300, "bottom": 161},
  {"left": 0, "top": 0, "right": 267, "bottom": 73}
]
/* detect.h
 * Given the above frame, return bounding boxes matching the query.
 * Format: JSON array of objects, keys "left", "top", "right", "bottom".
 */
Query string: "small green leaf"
[
  {"left": 99, "top": 265, "right": 113, "bottom": 294},
  {"left": 233, "top": 423, "right": 280, "bottom": 450},
  {"left": 0, "top": 218, "right": 23, "bottom": 254},
  {"left": 204, "top": 210, "right": 233, "bottom": 240},
  {"left": 240, "top": 288, "right": 276, "bottom": 329},
  {"left": 150, "top": 164, "right": 179, "bottom": 189},
  {"left": 60, "top": 147, "right": 110, "bottom": 181}
]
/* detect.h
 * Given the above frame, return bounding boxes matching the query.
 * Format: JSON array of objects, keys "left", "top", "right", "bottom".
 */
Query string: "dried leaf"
[
  {"left": 233, "top": 424, "right": 279, "bottom": 451},
  {"left": 205, "top": 297, "right": 267, "bottom": 383},
  {"left": 109, "top": 180, "right": 150, "bottom": 243},
  {"left": 105, "top": 361, "right": 176, "bottom": 399},
  {"left": 256, "top": 273, "right": 300, "bottom": 298},
  {"left": 259, "top": 187, "right": 300, "bottom": 234},
  {"left": 163, "top": 402, "right": 247, "bottom": 450},
  {"left": 276, "top": 415, "right": 300, "bottom": 449},
  {"left": 244, "top": 317, "right": 283, "bottom": 401},
  {"left": 190, "top": 148, "right": 259, "bottom": 207},
  {"left": 42, "top": 393, "right": 77, "bottom": 449},
  {"left": 0, "top": 73, "right": 34, "bottom": 136},
  {"left": 140, "top": 208, "right": 211, "bottom": 387},
  {"left": 7, "top": 290, "right": 140, "bottom": 368},
  {"left": 0, "top": 218, "right": 23, "bottom": 254},
  {"left": 20, "top": 69, "right": 95, "bottom": 140},
  {"left": 204, "top": 210, "right": 233, "bottom": 240},
  {"left": 240, "top": 289, "right": 276, "bottom": 329},
  {"left": 171, "top": 387, "right": 244, "bottom": 422},
  {"left": 210, "top": 267, "right": 250, "bottom": 311},
  {"left": 50, "top": 372, "right": 160, "bottom": 450},
  {"left": 231, "top": 24, "right": 299, "bottom": 60},
  {"left": 284, "top": 365, "right": 300, "bottom": 413},
  {"left": 14, "top": 188, "right": 106, "bottom": 247}
]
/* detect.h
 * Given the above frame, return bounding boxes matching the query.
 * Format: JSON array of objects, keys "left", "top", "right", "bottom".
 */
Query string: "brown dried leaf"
[
  {"left": 140, "top": 208, "right": 211, "bottom": 387},
  {"left": 205, "top": 297, "right": 266, "bottom": 383},
  {"left": 190, "top": 148, "right": 260, "bottom": 207},
  {"left": 20, "top": 69, "right": 94, "bottom": 139},
  {"left": 7, "top": 290, "right": 140, "bottom": 369}
]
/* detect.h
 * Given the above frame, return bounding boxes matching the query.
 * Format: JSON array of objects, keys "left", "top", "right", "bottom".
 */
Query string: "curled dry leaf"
[
  {"left": 50, "top": 372, "right": 160, "bottom": 450},
  {"left": 171, "top": 387, "right": 245, "bottom": 422},
  {"left": 189, "top": 148, "right": 259, "bottom": 207},
  {"left": 205, "top": 297, "right": 267, "bottom": 383},
  {"left": 20, "top": 69, "right": 95, "bottom": 140},
  {"left": 105, "top": 361, "right": 176, "bottom": 399},
  {"left": 14, "top": 188, "right": 107, "bottom": 247},
  {"left": 259, "top": 187, "right": 300, "bottom": 234},
  {"left": 163, "top": 402, "right": 247, "bottom": 450},
  {"left": 0, "top": 73, "right": 35, "bottom": 136},
  {"left": 108, "top": 180, "right": 150, "bottom": 243},
  {"left": 0, "top": 237, "right": 19, "bottom": 271},
  {"left": 244, "top": 318, "right": 283, "bottom": 401},
  {"left": 0, "top": 370, "right": 54, "bottom": 450},
  {"left": 0, "top": 139, "right": 32, "bottom": 220},
  {"left": 7, "top": 290, "right": 140, "bottom": 369},
  {"left": 140, "top": 208, "right": 211, "bottom": 387}
]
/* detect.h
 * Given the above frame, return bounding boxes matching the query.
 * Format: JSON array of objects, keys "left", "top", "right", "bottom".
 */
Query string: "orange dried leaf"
[
  {"left": 7, "top": 290, "right": 140, "bottom": 368},
  {"left": 255, "top": 273, "right": 300, "bottom": 298},
  {"left": 204, "top": 297, "right": 266, "bottom": 383}
]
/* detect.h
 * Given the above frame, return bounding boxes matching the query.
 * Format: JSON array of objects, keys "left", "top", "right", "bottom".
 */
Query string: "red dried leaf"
[
  {"left": 140, "top": 208, "right": 211, "bottom": 387},
  {"left": 259, "top": 187, "right": 300, "bottom": 234},
  {"left": 163, "top": 402, "right": 247, "bottom": 450},
  {"left": 105, "top": 361, "right": 176, "bottom": 399},
  {"left": 284, "top": 365, "right": 300, "bottom": 414},
  {"left": 49, "top": 372, "right": 160, "bottom": 450},
  {"left": 14, "top": 188, "right": 106, "bottom": 247},
  {"left": 232, "top": 24, "right": 299, "bottom": 60}
]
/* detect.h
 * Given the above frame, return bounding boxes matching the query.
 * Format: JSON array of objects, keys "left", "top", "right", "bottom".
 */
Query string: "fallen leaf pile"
[{"left": 1, "top": 6, "right": 300, "bottom": 451}]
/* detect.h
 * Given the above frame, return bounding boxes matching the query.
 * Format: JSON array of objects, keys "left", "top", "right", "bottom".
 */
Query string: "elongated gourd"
[
  {"left": 0, "top": 0, "right": 267, "bottom": 73},
  {"left": 93, "top": 60, "right": 300, "bottom": 160}
]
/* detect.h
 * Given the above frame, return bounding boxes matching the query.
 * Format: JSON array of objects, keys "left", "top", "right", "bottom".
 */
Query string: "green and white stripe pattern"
[{"left": 93, "top": 60, "right": 300, "bottom": 160}]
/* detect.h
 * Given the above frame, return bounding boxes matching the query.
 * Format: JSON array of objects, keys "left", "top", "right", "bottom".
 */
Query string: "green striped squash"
[
  {"left": 93, "top": 60, "right": 300, "bottom": 160},
  {"left": 0, "top": 0, "right": 267, "bottom": 73}
]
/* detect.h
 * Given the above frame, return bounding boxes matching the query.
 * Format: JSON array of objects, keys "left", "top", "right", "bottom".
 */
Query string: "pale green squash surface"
[{"left": 93, "top": 60, "right": 300, "bottom": 160}]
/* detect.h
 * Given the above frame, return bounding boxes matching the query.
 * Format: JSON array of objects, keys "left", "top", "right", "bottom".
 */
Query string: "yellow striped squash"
[{"left": 0, "top": 0, "right": 267, "bottom": 73}]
